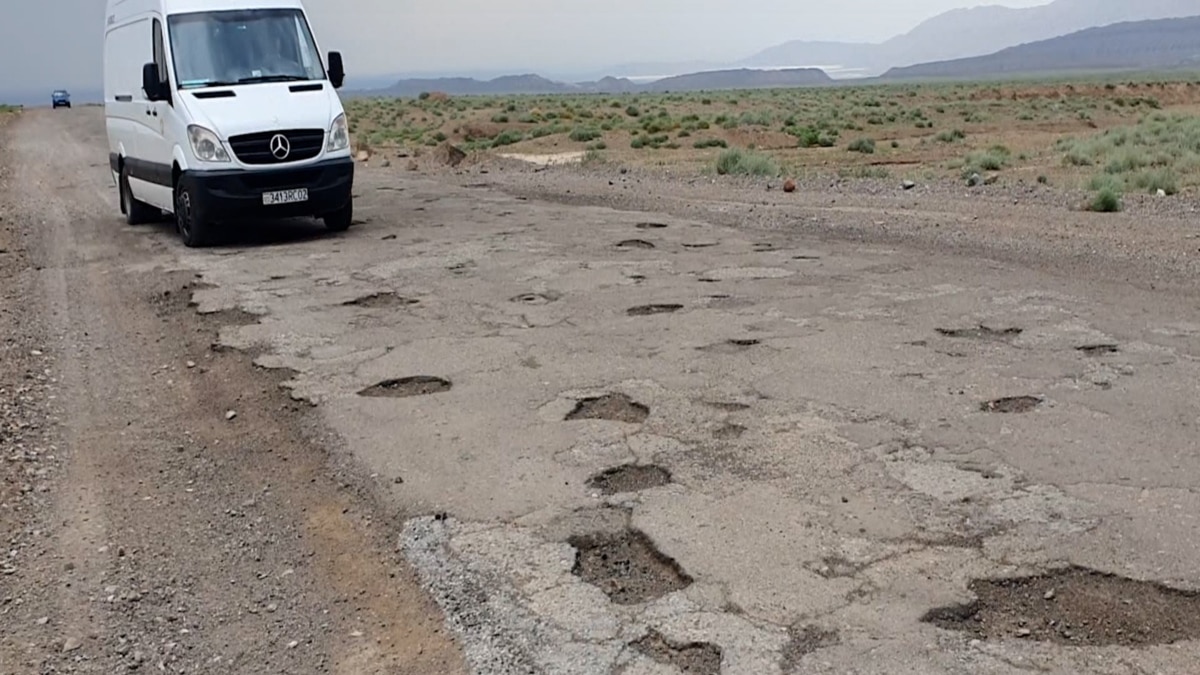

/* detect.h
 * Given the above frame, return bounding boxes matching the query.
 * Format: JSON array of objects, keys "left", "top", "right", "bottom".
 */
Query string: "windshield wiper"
[
  {"left": 237, "top": 75, "right": 310, "bottom": 84},
  {"left": 184, "top": 80, "right": 238, "bottom": 89}
]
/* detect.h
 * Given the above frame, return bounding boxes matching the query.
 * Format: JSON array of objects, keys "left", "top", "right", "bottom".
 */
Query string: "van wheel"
[
  {"left": 323, "top": 201, "right": 353, "bottom": 233},
  {"left": 120, "top": 165, "right": 157, "bottom": 225},
  {"left": 174, "top": 181, "right": 211, "bottom": 248}
]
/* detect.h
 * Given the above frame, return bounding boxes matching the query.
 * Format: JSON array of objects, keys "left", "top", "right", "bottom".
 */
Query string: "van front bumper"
[{"left": 180, "top": 157, "right": 353, "bottom": 221}]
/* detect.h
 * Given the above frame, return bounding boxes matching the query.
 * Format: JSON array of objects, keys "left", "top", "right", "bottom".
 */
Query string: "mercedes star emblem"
[{"left": 269, "top": 134, "right": 291, "bottom": 160}]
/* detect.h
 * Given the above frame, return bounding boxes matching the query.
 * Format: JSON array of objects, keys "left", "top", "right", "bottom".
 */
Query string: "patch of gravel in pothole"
[
  {"left": 510, "top": 291, "right": 561, "bottom": 305},
  {"left": 980, "top": 396, "right": 1042, "bottom": 413},
  {"left": 712, "top": 423, "right": 746, "bottom": 440},
  {"left": 922, "top": 566, "right": 1200, "bottom": 647},
  {"left": 564, "top": 393, "right": 650, "bottom": 424},
  {"left": 936, "top": 325, "right": 1023, "bottom": 340},
  {"left": 341, "top": 291, "right": 419, "bottom": 308},
  {"left": 627, "top": 304, "right": 684, "bottom": 316},
  {"left": 616, "top": 239, "right": 656, "bottom": 250},
  {"left": 358, "top": 376, "right": 452, "bottom": 398},
  {"left": 698, "top": 338, "right": 761, "bottom": 354},
  {"left": 636, "top": 221, "right": 668, "bottom": 229},
  {"left": 1077, "top": 344, "right": 1120, "bottom": 356},
  {"left": 630, "top": 630, "right": 723, "bottom": 675},
  {"left": 586, "top": 464, "right": 672, "bottom": 495},
  {"left": 567, "top": 530, "right": 693, "bottom": 605},
  {"left": 780, "top": 624, "right": 840, "bottom": 671}
]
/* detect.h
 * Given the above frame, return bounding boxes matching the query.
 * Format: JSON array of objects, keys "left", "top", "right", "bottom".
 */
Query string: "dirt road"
[{"left": 3, "top": 108, "right": 1200, "bottom": 675}]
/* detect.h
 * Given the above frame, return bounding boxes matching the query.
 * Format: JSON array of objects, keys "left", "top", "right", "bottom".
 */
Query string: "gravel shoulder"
[{"left": 0, "top": 110, "right": 465, "bottom": 673}]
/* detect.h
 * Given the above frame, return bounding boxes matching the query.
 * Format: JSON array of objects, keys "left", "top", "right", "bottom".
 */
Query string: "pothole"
[
  {"left": 586, "top": 464, "right": 672, "bottom": 495},
  {"left": 1077, "top": 344, "right": 1119, "bottom": 356},
  {"left": 631, "top": 629, "right": 722, "bottom": 675},
  {"left": 936, "top": 325, "right": 1023, "bottom": 340},
  {"left": 712, "top": 423, "right": 746, "bottom": 440},
  {"left": 636, "top": 222, "right": 668, "bottom": 229},
  {"left": 567, "top": 530, "right": 693, "bottom": 605},
  {"left": 616, "top": 239, "right": 656, "bottom": 250},
  {"left": 627, "top": 304, "right": 684, "bottom": 316},
  {"left": 981, "top": 396, "right": 1042, "bottom": 413},
  {"left": 781, "top": 624, "right": 840, "bottom": 671},
  {"left": 510, "top": 291, "right": 560, "bottom": 305},
  {"left": 358, "top": 376, "right": 452, "bottom": 398},
  {"left": 698, "top": 338, "right": 761, "bottom": 354},
  {"left": 703, "top": 401, "right": 751, "bottom": 412},
  {"left": 341, "top": 291, "right": 419, "bottom": 308},
  {"left": 564, "top": 393, "right": 650, "bottom": 424},
  {"left": 921, "top": 566, "right": 1200, "bottom": 647}
]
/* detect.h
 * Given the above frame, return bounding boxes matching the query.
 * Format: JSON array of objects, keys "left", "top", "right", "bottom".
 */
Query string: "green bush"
[
  {"left": 715, "top": 148, "right": 779, "bottom": 176},
  {"left": 936, "top": 128, "right": 966, "bottom": 143},
  {"left": 693, "top": 138, "right": 728, "bottom": 149},
  {"left": 1089, "top": 187, "right": 1123, "bottom": 212},
  {"left": 490, "top": 130, "right": 525, "bottom": 148},
  {"left": 848, "top": 138, "right": 876, "bottom": 154},
  {"left": 1132, "top": 168, "right": 1179, "bottom": 195},
  {"left": 568, "top": 127, "right": 602, "bottom": 142}
]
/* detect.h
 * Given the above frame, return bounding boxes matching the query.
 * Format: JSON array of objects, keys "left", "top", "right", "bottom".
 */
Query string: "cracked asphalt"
[{"left": 5, "top": 107, "right": 1200, "bottom": 674}]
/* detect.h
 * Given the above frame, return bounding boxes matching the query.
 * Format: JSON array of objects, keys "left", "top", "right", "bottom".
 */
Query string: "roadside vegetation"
[{"left": 344, "top": 74, "right": 1200, "bottom": 204}]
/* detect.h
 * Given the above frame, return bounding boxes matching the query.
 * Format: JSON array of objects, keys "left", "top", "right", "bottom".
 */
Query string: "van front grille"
[{"left": 228, "top": 128, "right": 324, "bottom": 165}]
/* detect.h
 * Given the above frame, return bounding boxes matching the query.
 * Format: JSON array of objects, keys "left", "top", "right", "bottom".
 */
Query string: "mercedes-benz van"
[{"left": 104, "top": 0, "right": 354, "bottom": 247}]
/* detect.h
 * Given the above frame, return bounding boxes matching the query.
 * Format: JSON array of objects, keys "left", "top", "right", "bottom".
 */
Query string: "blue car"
[{"left": 51, "top": 90, "right": 71, "bottom": 109}]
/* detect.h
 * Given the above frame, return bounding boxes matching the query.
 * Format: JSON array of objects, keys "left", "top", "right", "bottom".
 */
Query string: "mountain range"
[
  {"left": 741, "top": 0, "right": 1198, "bottom": 76},
  {"left": 351, "top": 0, "right": 1200, "bottom": 98},
  {"left": 884, "top": 15, "right": 1200, "bottom": 79}
]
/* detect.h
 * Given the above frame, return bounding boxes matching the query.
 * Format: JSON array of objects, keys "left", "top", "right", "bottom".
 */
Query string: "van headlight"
[
  {"left": 327, "top": 114, "right": 349, "bottom": 152},
  {"left": 187, "top": 125, "right": 230, "bottom": 163}
]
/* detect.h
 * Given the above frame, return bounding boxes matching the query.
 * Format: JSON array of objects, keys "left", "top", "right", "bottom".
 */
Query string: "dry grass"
[{"left": 345, "top": 75, "right": 1200, "bottom": 201}]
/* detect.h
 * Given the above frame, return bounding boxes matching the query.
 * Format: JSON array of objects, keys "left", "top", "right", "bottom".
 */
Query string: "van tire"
[
  {"left": 120, "top": 165, "right": 158, "bottom": 225},
  {"left": 323, "top": 201, "right": 353, "bottom": 233},
  {"left": 174, "top": 180, "right": 211, "bottom": 248}
]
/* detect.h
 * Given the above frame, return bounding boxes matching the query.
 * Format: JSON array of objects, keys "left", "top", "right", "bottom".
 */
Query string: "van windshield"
[{"left": 168, "top": 9, "right": 326, "bottom": 89}]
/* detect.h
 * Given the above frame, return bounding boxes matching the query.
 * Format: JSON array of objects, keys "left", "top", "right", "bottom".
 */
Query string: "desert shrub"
[
  {"left": 936, "top": 128, "right": 966, "bottom": 143},
  {"left": 693, "top": 138, "right": 728, "bottom": 149},
  {"left": 490, "top": 130, "right": 525, "bottom": 148},
  {"left": 715, "top": 148, "right": 779, "bottom": 176},
  {"left": 569, "top": 127, "right": 602, "bottom": 142},
  {"left": 1131, "top": 168, "right": 1179, "bottom": 195},
  {"left": 1089, "top": 187, "right": 1123, "bottom": 212},
  {"left": 848, "top": 138, "right": 876, "bottom": 154},
  {"left": 626, "top": 105, "right": 641, "bottom": 117}
]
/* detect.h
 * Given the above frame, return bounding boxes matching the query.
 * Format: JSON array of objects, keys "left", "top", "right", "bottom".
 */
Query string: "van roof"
[{"left": 107, "top": 0, "right": 307, "bottom": 16}]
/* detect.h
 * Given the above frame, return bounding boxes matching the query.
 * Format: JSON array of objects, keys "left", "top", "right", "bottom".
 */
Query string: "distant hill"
[
  {"left": 742, "top": 0, "right": 1199, "bottom": 76},
  {"left": 641, "top": 68, "right": 830, "bottom": 92},
  {"left": 360, "top": 67, "right": 831, "bottom": 98},
  {"left": 884, "top": 16, "right": 1200, "bottom": 80}
]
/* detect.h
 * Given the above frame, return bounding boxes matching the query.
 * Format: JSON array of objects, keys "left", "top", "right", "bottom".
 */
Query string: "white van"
[{"left": 103, "top": 0, "right": 354, "bottom": 247}]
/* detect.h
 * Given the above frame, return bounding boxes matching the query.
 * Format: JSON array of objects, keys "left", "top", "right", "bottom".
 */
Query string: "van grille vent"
[{"left": 228, "top": 128, "right": 324, "bottom": 164}]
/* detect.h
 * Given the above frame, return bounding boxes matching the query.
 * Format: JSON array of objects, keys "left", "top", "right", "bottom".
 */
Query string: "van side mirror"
[
  {"left": 327, "top": 51, "right": 345, "bottom": 89},
  {"left": 142, "top": 63, "right": 166, "bottom": 101}
]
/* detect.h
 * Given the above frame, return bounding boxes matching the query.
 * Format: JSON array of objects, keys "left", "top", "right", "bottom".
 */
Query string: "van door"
[{"left": 138, "top": 16, "right": 176, "bottom": 211}]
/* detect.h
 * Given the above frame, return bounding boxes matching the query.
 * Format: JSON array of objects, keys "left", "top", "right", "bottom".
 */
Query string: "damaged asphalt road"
[{"left": 5, "top": 108, "right": 1200, "bottom": 674}]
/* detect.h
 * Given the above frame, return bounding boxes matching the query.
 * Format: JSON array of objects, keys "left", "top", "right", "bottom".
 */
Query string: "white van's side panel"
[
  {"left": 137, "top": 14, "right": 179, "bottom": 211},
  {"left": 105, "top": 0, "right": 176, "bottom": 211},
  {"left": 104, "top": 15, "right": 153, "bottom": 182}
]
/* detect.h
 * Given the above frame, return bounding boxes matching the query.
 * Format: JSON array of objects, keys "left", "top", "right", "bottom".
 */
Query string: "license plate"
[{"left": 262, "top": 188, "right": 308, "bottom": 206}]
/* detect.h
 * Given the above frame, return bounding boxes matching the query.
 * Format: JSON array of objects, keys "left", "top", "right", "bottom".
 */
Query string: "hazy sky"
[{"left": 0, "top": 0, "right": 1050, "bottom": 94}]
